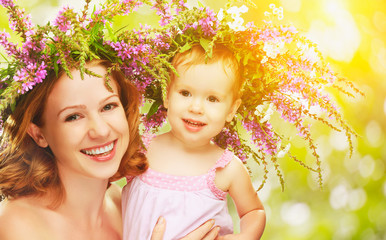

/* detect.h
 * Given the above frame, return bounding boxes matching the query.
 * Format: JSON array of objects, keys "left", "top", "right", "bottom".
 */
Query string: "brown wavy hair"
[{"left": 0, "top": 60, "right": 147, "bottom": 206}]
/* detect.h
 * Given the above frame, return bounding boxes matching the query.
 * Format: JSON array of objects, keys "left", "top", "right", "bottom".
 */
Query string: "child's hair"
[
  {"left": 170, "top": 44, "right": 244, "bottom": 99},
  {"left": 0, "top": 60, "right": 147, "bottom": 207}
]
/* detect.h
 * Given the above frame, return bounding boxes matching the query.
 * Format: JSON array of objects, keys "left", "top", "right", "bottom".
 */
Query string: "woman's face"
[{"left": 37, "top": 64, "right": 130, "bottom": 181}]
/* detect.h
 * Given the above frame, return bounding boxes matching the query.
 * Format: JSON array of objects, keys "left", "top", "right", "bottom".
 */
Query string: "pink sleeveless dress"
[{"left": 122, "top": 149, "right": 235, "bottom": 240}]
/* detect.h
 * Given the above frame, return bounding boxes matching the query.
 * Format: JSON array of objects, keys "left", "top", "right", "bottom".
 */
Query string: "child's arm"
[{"left": 217, "top": 158, "right": 266, "bottom": 239}]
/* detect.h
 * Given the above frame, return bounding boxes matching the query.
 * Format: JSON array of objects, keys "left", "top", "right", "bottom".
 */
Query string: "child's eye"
[
  {"left": 179, "top": 90, "right": 191, "bottom": 97},
  {"left": 65, "top": 114, "right": 81, "bottom": 122},
  {"left": 208, "top": 96, "right": 219, "bottom": 102},
  {"left": 102, "top": 103, "right": 119, "bottom": 112}
]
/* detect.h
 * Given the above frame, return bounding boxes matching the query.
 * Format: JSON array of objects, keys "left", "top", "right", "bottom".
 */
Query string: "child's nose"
[{"left": 189, "top": 98, "right": 204, "bottom": 114}]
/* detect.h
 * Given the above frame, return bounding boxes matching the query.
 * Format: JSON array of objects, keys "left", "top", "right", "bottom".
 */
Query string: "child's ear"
[
  {"left": 226, "top": 98, "right": 242, "bottom": 122},
  {"left": 27, "top": 123, "right": 48, "bottom": 148},
  {"left": 163, "top": 86, "right": 171, "bottom": 109},
  {"left": 163, "top": 93, "right": 169, "bottom": 109}
]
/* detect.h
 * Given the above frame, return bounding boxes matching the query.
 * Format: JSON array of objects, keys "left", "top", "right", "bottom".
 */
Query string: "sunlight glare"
[
  {"left": 306, "top": 0, "right": 360, "bottom": 62},
  {"left": 280, "top": 0, "right": 301, "bottom": 13},
  {"left": 370, "top": 38, "right": 386, "bottom": 75}
]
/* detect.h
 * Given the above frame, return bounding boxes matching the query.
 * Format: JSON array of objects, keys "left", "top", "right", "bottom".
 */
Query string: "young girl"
[
  {"left": 118, "top": 2, "right": 361, "bottom": 239},
  {"left": 122, "top": 45, "right": 266, "bottom": 239}
]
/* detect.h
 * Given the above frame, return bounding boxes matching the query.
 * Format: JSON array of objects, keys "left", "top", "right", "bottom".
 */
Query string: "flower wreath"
[
  {"left": 0, "top": 0, "right": 362, "bottom": 190},
  {"left": 113, "top": 0, "right": 363, "bottom": 190},
  {"left": 0, "top": 0, "right": 172, "bottom": 136}
]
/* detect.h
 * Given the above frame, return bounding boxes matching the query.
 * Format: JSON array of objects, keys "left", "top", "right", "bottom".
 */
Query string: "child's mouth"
[{"left": 183, "top": 119, "right": 207, "bottom": 131}]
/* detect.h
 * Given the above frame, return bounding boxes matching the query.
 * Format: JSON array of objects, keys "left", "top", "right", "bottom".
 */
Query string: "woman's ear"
[
  {"left": 226, "top": 98, "right": 242, "bottom": 122},
  {"left": 27, "top": 123, "right": 48, "bottom": 148}
]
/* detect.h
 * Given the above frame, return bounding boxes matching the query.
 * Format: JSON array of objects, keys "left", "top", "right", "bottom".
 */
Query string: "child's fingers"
[{"left": 150, "top": 217, "right": 166, "bottom": 240}]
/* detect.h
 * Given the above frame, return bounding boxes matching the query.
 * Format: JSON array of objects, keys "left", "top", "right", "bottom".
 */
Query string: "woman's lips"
[{"left": 80, "top": 140, "right": 117, "bottom": 162}]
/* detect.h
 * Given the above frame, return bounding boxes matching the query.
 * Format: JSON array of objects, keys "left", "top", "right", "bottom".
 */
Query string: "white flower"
[
  {"left": 239, "top": 5, "right": 248, "bottom": 13},
  {"left": 261, "top": 56, "right": 268, "bottom": 64},
  {"left": 217, "top": 8, "right": 224, "bottom": 21},
  {"left": 277, "top": 143, "right": 291, "bottom": 158},
  {"left": 227, "top": 6, "right": 241, "bottom": 18},
  {"left": 309, "top": 68, "right": 316, "bottom": 78},
  {"left": 226, "top": 5, "right": 248, "bottom": 19},
  {"left": 267, "top": 4, "right": 284, "bottom": 20},
  {"left": 254, "top": 103, "right": 275, "bottom": 123},
  {"left": 297, "top": 43, "right": 320, "bottom": 64},
  {"left": 228, "top": 16, "right": 246, "bottom": 31},
  {"left": 263, "top": 40, "right": 285, "bottom": 59}
]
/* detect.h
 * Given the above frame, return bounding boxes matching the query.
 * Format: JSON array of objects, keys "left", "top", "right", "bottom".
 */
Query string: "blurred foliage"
[{"left": 1, "top": 0, "right": 385, "bottom": 239}]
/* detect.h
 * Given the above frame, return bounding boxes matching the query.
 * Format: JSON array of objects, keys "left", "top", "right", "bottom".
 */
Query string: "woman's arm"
[{"left": 150, "top": 217, "right": 220, "bottom": 240}]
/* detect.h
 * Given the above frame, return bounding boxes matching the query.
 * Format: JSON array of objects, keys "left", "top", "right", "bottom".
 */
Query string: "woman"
[
  {"left": 0, "top": 60, "right": 142, "bottom": 239},
  {"left": 0, "top": 60, "right": 218, "bottom": 239}
]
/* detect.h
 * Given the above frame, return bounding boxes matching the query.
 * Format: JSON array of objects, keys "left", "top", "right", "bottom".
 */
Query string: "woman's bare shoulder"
[{"left": 0, "top": 198, "right": 48, "bottom": 239}]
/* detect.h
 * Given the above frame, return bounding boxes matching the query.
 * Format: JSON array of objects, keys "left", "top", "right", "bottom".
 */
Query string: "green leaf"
[
  {"left": 147, "top": 100, "right": 162, "bottom": 119},
  {"left": 179, "top": 42, "right": 192, "bottom": 53},
  {"left": 105, "top": 23, "right": 116, "bottom": 42},
  {"left": 199, "top": 38, "right": 211, "bottom": 52},
  {"left": 54, "top": 61, "right": 59, "bottom": 76},
  {"left": 243, "top": 51, "right": 252, "bottom": 66}
]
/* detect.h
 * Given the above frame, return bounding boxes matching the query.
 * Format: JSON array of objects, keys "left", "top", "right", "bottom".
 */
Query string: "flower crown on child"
[{"left": 113, "top": 0, "right": 363, "bottom": 190}]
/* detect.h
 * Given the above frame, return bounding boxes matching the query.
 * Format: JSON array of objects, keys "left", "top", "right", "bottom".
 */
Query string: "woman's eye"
[
  {"left": 65, "top": 114, "right": 81, "bottom": 122},
  {"left": 179, "top": 90, "right": 191, "bottom": 97},
  {"left": 208, "top": 96, "right": 219, "bottom": 102},
  {"left": 102, "top": 103, "right": 119, "bottom": 111}
]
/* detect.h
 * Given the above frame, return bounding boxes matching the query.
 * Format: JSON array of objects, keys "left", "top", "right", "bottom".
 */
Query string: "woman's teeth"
[{"left": 82, "top": 142, "right": 114, "bottom": 156}]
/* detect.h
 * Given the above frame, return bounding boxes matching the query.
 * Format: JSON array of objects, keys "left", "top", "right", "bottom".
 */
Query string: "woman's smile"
[{"left": 80, "top": 140, "right": 117, "bottom": 162}]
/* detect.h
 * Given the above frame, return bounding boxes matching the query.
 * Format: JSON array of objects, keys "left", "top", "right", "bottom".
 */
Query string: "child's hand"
[{"left": 150, "top": 217, "right": 220, "bottom": 240}]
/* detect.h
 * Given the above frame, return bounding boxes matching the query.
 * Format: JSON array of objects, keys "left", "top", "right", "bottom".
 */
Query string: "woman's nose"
[{"left": 88, "top": 114, "right": 111, "bottom": 139}]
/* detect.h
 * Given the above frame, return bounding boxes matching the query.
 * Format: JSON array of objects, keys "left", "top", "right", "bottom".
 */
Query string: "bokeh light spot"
[
  {"left": 348, "top": 188, "right": 367, "bottom": 211},
  {"left": 330, "top": 184, "right": 349, "bottom": 209},
  {"left": 329, "top": 131, "right": 349, "bottom": 151},
  {"left": 370, "top": 38, "right": 386, "bottom": 75},
  {"left": 281, "top": 202, "right": 311, "bottom": 226},
  {"left": 280, "top": 0, "right": 301, "bottom": 13},
  {"left": 306, "top": 0, "right": 360, "bottom": 62},
  {"left": 358, "top": 155, "right": 375, "bottom": 178},
  {"left": 373, "top": 11, "right": 386, "bottom": 33},
  {"left": 365, "top": 120, "right": 382, "bottom": 147}
]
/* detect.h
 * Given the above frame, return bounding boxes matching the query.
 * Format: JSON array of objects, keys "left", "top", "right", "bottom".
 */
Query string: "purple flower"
[{"left": 0, "top": 0, "right": 15, "bottom": 8}]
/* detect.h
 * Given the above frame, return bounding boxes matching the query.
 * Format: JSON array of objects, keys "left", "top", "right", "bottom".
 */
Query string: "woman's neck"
[{"left": 56, "top": 170, "right": 109, "bottom": 228}]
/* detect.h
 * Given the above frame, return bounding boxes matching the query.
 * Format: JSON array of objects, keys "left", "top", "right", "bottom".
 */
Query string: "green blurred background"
[{"left": 1, "top": 0, "right": 385, "bottom": 239}]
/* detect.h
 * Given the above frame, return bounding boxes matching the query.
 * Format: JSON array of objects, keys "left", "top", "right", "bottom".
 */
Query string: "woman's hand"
[{"left": 150, "top": 217, "right": 220, "bottom": 240}]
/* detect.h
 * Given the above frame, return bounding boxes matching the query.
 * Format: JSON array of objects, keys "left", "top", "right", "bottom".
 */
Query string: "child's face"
[{"left": 164, "top": 61, "right": 241, "bottom": 147}]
